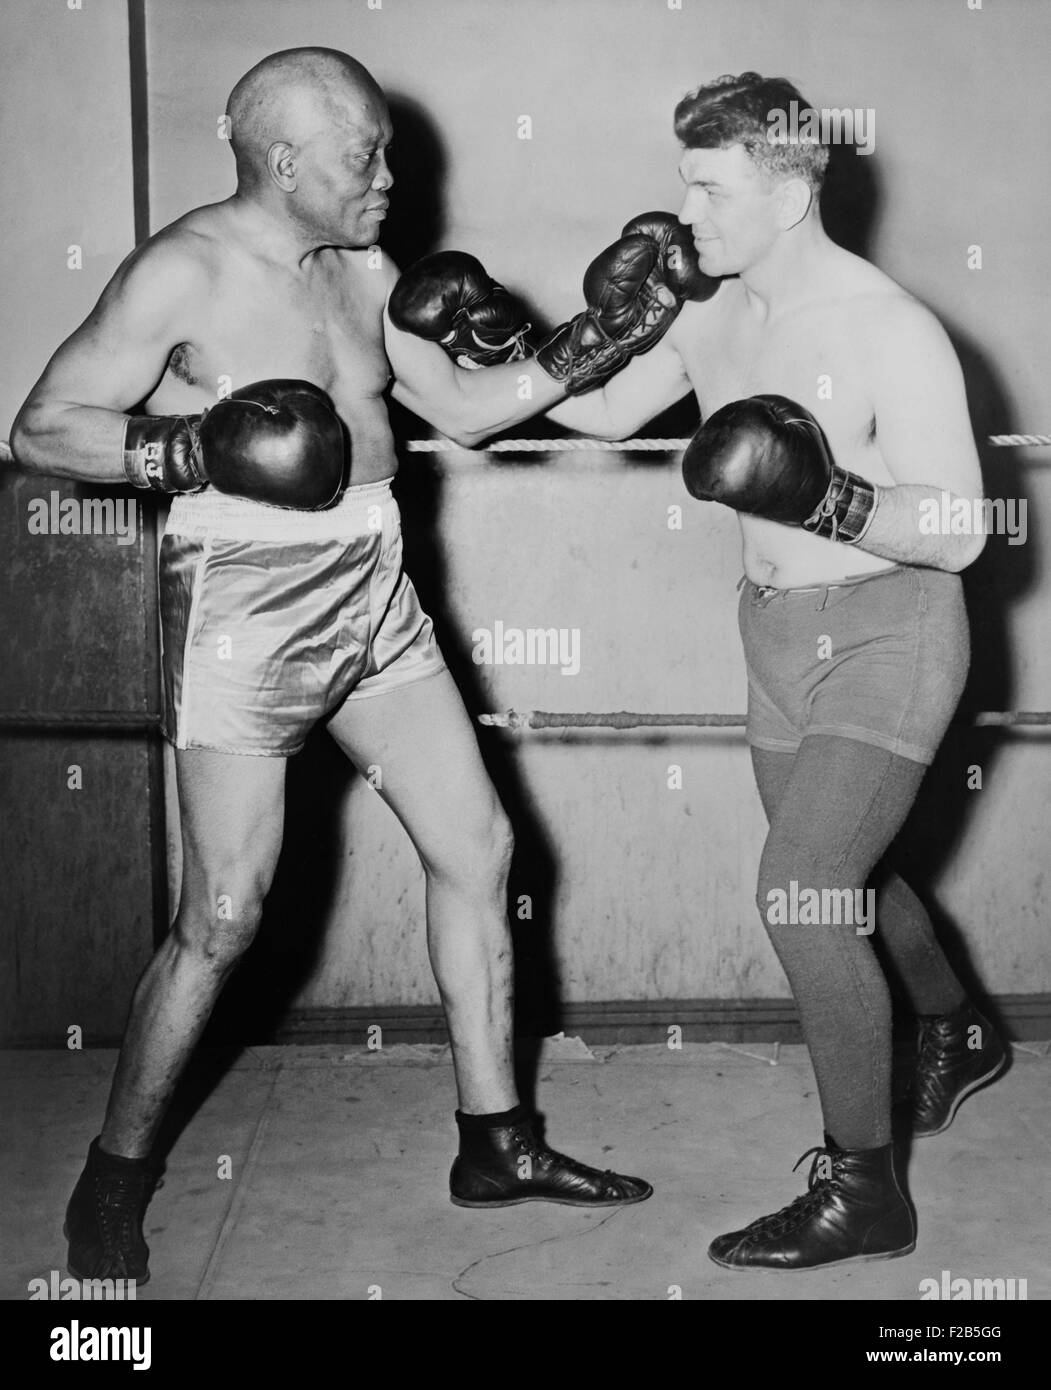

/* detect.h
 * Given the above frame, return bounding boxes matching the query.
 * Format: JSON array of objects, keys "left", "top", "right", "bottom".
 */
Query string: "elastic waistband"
[
  {"left": 740, "top": 564, "right": 906, "bottom": 610},
  {"left": 165, "top": 478, "right": 396, "bottom": 541}
]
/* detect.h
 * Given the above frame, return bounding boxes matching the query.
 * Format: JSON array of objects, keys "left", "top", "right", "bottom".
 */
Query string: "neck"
[
  {"left": 227, "top": 192, "right": 334, "bottom": 269},
  {"left": 740, "top": 216, "right": 832, "bottom": 316}
]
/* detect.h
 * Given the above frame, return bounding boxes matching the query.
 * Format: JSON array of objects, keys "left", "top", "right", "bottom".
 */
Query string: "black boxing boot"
[
  {"left": 450, "top": 1105, "right": 652, "bottom": 1208},
  {"left": 64, "top": 1137, "right": 159, "bottom": 1283},
  {"left": 708, "top": 1135, "right": 915, "bottom": 1271},
  {"left": 906, "top": 1000, "right": 1007, "bottom": 1138}
]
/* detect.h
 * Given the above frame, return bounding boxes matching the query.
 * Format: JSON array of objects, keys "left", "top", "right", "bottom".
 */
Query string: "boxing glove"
[
  {"left": 682, "top": 394, "right": 877, "bottom": 544},
  {"left": 620, "top": 211, "right": 720, "bottom": 305},
  {"left": 535, "top": 212, "right": 718, "bottom": 395},
  {"left": 122, "top": 379, "right": 345, "bottom": 511},
  {"left": 388, "top": 251, "right": 531, "bottom": 368}
]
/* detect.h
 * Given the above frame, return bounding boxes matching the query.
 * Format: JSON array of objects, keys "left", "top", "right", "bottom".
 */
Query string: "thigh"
[
  {"left": 760, "top": 733, "right": 928, "bottom": 885},
  {"left": 325, "top": 669, "right": 505, "bottom": 870},
  {"left": 750, "top": 746, "right": 797, "bottom": 822},
  {"left": 174, "top": 747, "right": 288, "bottom": 892}
]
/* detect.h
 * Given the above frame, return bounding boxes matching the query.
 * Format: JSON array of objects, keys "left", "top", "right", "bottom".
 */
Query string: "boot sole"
[
  {"left": 450, "top": 1190, "right": 652, "bottom": 1209},
  {"left": 914, "top": 1051, "right": 1008, "bottom": 1138},
  {"left": 708, "top": 1240, "right": 916, "bottom": 1272},
  {"left": 63, "top": 1222, "right": 150, "bottom": 1286}
]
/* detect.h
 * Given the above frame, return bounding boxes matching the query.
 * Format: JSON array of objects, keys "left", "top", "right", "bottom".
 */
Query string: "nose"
[
  {"left": 373, "top": 150, "right": 393, "bottom": 192},
  {"left": 678, "top": 189, "right": 704, "bottom": 228}
]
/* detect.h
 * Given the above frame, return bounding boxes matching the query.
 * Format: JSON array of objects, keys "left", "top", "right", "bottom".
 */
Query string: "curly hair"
[{"left": 674, "top": 72, "right": 830, "bottom": 191}]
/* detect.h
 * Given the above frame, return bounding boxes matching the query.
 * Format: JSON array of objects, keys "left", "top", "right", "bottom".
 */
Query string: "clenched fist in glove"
[
  {"left": 682, "top": 394, "right": 877, "bottom": 545},
  {"left": 122, "top": 379, "right": 346, "bottom": 511},
  {"left": 535, "top": 211, "right": 719, "bottom": 395},
  {"left": 388, "top": 251, "right": 531, "bottom": 368}
]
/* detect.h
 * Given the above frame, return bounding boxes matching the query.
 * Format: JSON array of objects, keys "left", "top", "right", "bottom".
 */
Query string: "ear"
[
  {"left": 267, "top": 141, "right": 297, "bottom": 192},
  {"left": 776, "top": 177, "right": 813, "bottom": 232}
]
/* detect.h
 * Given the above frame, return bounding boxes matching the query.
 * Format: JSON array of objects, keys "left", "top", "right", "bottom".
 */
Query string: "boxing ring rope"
[
  {"left": 477, "top": 710, "right": 1051, "bottom": 732},
  {"left": 1, "top": 428, "right": 1047, "bottom": 734},
  {"left": 1, "top": 709, "right": 1047, "bottom": 732},
  {"left": 403, "top": 435, "right": 1051, "bottom": 452}
]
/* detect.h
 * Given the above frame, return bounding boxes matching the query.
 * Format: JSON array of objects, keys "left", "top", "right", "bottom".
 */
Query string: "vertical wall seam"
[{"left": 128, "top": 0, "right": 167, "bottom": 946}]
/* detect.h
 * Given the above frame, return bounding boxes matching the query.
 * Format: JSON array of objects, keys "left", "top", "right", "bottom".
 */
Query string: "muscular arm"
[
  {"left": 10, "top": 237, "right": 209, "bottom": 482},
  {"left": 544, "top": 332, "right": 693, "bottom": 440},
  {"left": 852, "top": 298, "right": 986, "bottom": 572},
  {"left": 384, "top": 294, "right": 565, "bottom": 447}
]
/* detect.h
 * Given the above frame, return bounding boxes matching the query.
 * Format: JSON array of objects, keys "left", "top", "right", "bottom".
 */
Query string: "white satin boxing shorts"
[{"left": 159, "top": 479, "right": 447, "bottom": 756}]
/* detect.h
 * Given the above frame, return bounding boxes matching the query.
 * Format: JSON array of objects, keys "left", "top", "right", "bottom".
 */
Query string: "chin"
[
  {"left": 336, "top": 228, "right": 373, "bottom": 250},
  {"left": 706, "top": 252, "right": 746, "bottom": 278}
]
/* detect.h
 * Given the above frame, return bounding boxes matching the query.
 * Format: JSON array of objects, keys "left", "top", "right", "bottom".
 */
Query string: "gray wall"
[
  {"left": 148, "top": 0, "right": 1048, "bottom": 1012},
  {"left": 3, "top": 0, "right": 1048, "bottom": 1034},
  {"left": 1, "top": 0, "right": 158, "bottom": 1042}
]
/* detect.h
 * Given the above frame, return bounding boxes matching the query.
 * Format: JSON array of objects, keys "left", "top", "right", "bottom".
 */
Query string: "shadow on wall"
[
  {"left": 374, "top": 93, "right": 449, "bottom": 271},
  {"left": 823, "top": 141, "right": 1029, "bottom": 1025},
  {"left": 206, "top": 93, "right": 695, "bottom": 1059},
  {"left": 888, "top": 329, "right": 1028, "bottom": 1027},
  {"left": 821, "top": 141, "right": 881, "bottom": 261}
]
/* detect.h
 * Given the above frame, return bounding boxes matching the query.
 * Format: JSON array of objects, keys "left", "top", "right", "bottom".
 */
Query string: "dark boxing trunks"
[{"left": 738, "top": 564, "right": 969, "bottom": 765}]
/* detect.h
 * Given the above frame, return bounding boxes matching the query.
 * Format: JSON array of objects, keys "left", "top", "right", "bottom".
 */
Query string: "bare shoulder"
[
  {"left": 98, "top": 207, "right": 225, "bottom": 319},
  {"left": 835, "top": 252, "right": 951, "bottom": 357},
  {"left": 668, "top": 274, "right": 742, "bottom": 345},
  {"left": 338, "top": 242, "right": 400, "bottom": 307}
]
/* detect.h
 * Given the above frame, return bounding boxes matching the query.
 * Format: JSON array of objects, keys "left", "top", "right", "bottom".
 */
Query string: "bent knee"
[
  {"left": 173, "top": 876, "right": 270, "bottom": 967},
  {"left": 425, "top": 808, "right": 514, "bottom": 887}
]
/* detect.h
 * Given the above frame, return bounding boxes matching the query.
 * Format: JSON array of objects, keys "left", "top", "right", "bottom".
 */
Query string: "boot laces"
[
  {"left": 745, "top": 1145, "right": 840, "bottom": 1238},
  {"left": 912, "top": 1017, "right": 957, "bottom": 1104},
  {"left": 95, "top": 1168, "right": 153, "bottom": 1263},
  {"left": 511, "top": 1127, "right": 617, "bottom": 1182}
]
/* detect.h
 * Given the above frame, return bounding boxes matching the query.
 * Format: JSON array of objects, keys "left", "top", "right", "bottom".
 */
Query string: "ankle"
[
  {"left": 94, "top": 1135, "right": 153, "bottom": 1167},
  {"left": 456, "top": 1103, "right": 529, "bottom": 1133}
]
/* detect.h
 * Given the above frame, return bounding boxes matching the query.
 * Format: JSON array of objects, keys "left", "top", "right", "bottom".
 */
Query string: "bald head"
[{"left": 227, "top": 47, "right": 383, "bottom": 193}]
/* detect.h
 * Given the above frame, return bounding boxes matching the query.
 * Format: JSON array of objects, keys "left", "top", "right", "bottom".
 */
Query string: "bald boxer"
[
  {"left": 547, "top": 72, "right": 1005, "bottom": 1271},
  {"left": 9, "top": 46, "right": 687, "bottom": 1284}
]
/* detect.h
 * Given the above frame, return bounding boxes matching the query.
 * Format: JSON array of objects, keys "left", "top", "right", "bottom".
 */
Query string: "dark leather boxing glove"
[
  {"left": 535, "top": 213, "right": 718, "bottom": 395},
  {"left": 620, "top": 211, "right": 720, "bottom": 305},
  {"left": 388, "top": 251, "right": 531, "bottom": 368},
  {"left": 122, "top": 379, "right": 345, "bottom": 511},
  {"left": 682, "top": 394, "right": 877, "bottom": 544}
]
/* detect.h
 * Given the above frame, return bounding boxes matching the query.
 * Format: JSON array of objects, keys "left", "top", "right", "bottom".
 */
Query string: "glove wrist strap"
[
  {"left": 122, "top": 416, "right": 161, "bottom": 490},
  {"left": 122, "top": 415, "right": 204, "bottom": 493},
  {"left": 803, "top": 465, "right": 877, "bottom": 545}
]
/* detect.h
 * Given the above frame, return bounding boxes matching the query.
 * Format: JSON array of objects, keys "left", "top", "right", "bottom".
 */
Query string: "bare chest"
[
  {"left": 679, "top": 289, "right": 884, "bottom": 476},
  {"left": 159, "top": 259, "right": 391, "bottom": 413}
]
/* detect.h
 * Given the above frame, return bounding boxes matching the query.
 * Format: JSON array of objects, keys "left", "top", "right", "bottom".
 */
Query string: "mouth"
[{"left": 367, "top": 203, "right": 389, "bottom": 217}]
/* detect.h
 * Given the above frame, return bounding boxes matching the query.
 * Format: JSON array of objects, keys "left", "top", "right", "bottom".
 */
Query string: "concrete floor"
[{"left": 3, "top": 1038, "right": 1048, "bottom": 1301}]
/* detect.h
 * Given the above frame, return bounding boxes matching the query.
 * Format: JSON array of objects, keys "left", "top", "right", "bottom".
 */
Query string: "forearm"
[
  {"left": 10, "top": 401, "right": 127, "bottom": 483},
  {"left": 546, "top": 334, "right": 692, "bottom": 442},
  {"left": 855, "top": 483, "right": 987, "bottom": 571},
  {"left": 545, "top": 388, "right": 620, "bottom": 439},
  {"left": 395, "top": 359, "right": 566, "bottom": 446},
  {"left": 388, "top": 215, "right": 704, "bottom": 448}
]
